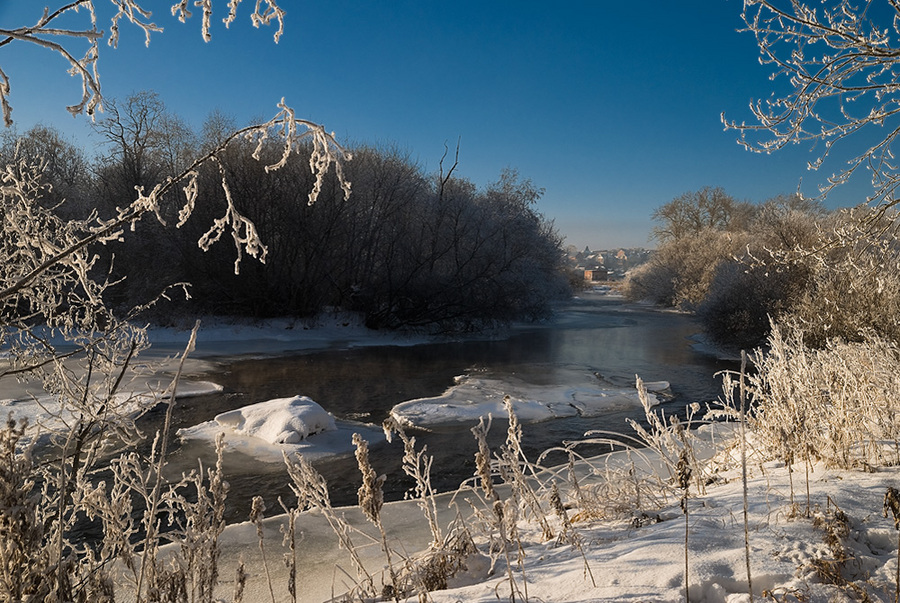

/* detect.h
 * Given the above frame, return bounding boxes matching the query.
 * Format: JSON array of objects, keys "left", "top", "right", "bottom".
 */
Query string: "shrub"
[
  {"left": 696, "top": 256, "right": 809, "bottom": 350},
  {"left": 787, "top": 208, "right": 900, "bottom": 346},
  {"left": 623, "top": 229, "right": 750, "bottom": 309},
  {"left": 743, "top": 320, "right": 900, "bottom": 470}
]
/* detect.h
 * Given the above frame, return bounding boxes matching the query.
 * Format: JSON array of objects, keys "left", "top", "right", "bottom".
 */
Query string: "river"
[{"left": 143, "top": 294, "right": 736, "bottom": 522}]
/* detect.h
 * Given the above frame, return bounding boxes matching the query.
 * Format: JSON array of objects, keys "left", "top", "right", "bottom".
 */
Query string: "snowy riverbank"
[{"left": 179, "top": 433, "right": 900, "bottom": 603}]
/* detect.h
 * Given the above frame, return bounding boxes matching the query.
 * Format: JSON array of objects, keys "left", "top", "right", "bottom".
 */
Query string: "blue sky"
[{"left": 0, "top": 1, "right": 877, "bottom": 249}]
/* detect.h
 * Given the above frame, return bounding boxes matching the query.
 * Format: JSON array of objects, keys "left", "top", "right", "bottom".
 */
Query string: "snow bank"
[
  {"left": 390, "top": 373, "right": 666, "bottom": 428},
  {"left": 177, "top": 395, "right": 385, "bottom": 463},
  {"left": 146, "top": 313, "right": 432, "bottom": 358}
]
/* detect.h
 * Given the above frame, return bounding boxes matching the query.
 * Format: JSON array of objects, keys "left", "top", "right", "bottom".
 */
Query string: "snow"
[
  {"left": 145, "top": 313, "right": 432, "bottom": 358},
  {"left": 1, "top": 313, "right": 424, "bottom": 447},
  {"left": 391, "top": 373, "right": 666, "bottom": 428},
  {"left": 177, "top": 395, "right": 386, "bottom": 463},
  {"left": 0, "top": 372, "right": 223, "bottom": 441},
  {"left": 203, "top": 443, "right": 900, "bottom": 603},
  {"left": 213, "top": 396, "right": 336, "bottom": 445}
]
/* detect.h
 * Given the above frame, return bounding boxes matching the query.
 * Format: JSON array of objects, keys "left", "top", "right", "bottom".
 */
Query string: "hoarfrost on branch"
[
  {"left": 723, "top": 0, "right": 900, "bottom": 207},
  {"left": 0, "top": 0, "right": 286, "bottom": 126}
]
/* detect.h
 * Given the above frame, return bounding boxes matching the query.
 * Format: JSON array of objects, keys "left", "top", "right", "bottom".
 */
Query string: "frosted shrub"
[
  {"left": 744, "top": 321, "right": 900, "bottom": 470},
  {"left": 623, "top": 229, "right": 750, "bottom": 309},
  {"left": 697, "top": 255, "right": 809, "bottom": 350},
  {"left": 0, "top": 418, "right": 48, "bottom": 602},
  {"left": 785, "top": 206, "right": 900, "bottom": 347},
  {"left": 538, "top": 379, "right": 712, "bottom": 522}
]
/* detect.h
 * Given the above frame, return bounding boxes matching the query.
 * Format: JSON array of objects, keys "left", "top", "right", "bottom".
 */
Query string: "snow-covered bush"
[
  {"left": 743, "top": 321, "right": 900, "bottom": 470},
  {"left": 782, "top": 205, "right": 900, "bottom": 347},
  {"left": 623, "top": 228, "right": 750, "bottom": 309},
  {"left": 696, "top": 256, "right": 809, "bottom": 350}
]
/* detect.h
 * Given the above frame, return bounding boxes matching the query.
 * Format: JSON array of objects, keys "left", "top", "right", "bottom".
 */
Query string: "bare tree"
[
  {"left": 722, "top": 0, "right": 900, "bottom": 206},
  {"left": 651, "top": 186, "right": 754, "bottom": 243},
  {"left": 93, "top": 91, "right": 196, "bottom": 195}
]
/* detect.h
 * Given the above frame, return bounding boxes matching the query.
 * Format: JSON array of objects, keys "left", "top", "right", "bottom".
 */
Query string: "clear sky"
[{"left": 0, "top": 1, "right": 877, "bottom": 250}]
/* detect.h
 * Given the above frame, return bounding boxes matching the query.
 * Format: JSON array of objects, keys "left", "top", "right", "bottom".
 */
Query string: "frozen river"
[{"left": 146, "top": 294, "right": 735, "bottom": 521}]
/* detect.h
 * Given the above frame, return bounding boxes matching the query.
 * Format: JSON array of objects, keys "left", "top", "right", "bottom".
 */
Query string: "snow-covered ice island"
[{"left": 176, "top": 395, "right": 385, "bottom": 463}]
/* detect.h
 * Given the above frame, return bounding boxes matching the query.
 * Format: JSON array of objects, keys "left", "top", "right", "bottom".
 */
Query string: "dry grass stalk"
[
  {"left": 629, "top": 377, "right": 709, "bottom": 495},
  {"left": 163, "top": 432, "right": 230, "bottom": 603},
  {"left": 353, "top": 432, "right": 402, "bottom": 601},
  {"left": 0, "top": 416, "right": 44, "bottom": 601},
  {"left": 383, "top": 416, "right": 443, "bottom": 548},
  {"left": 471, "top": 415, "right": 497, "bottom": 502},
  {"left": 884, "top": 487, "right": 900, "bottom": 603},
  {"left": 278, "top": 498, "right": 300, "bottom": 603},
  {"left": 397, "top": 517, "right": 479, "bottom": 599},
  {"left": 549, "top": 481, "right": 595, "bottom": 587},
  {"left": 677, "top": 447, "right": 692, "bottom": 603},
  {"left": 466, "top": 410, "right": 528, "bottom": 602},
  {"left": 499, "top": 395, "right": 553, "bottom": 542},
  {"left": 284, "top": 452, "right": 377, "bottom": 599},
  {"left": 249, "top": 496, "right": 277, "bottom": 603},
  {"left": 739, "top": 350, "right": 754, "bottom": 602}
]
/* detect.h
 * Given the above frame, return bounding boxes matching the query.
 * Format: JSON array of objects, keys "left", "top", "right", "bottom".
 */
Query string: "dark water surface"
[{"left": 146, "top": 295, "right": 735, "bottom": 522}]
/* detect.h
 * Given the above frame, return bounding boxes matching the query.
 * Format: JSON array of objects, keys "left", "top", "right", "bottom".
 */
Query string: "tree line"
[
  {"left": 625, "top": 186, "right": 900, "bottom": 351},
  {"left": 1, "top": 91, "right": 570, "bottom": 332}
]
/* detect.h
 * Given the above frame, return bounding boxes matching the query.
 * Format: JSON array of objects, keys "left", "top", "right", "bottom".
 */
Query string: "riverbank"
[
  {"left": 136, "top": 309, "right": 900, "bottom": 601},
  {"left": 162, "top": 425, "right": 900, "bottom": 603}
]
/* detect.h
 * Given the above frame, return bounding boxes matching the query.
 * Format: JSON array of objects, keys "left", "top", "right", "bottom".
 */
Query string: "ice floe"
[
  {"left": 1, "top": 377, "right": 223, "bottom": 441},
  {"left": 390, "top": 373, "right": 668, "bottom": 429}
]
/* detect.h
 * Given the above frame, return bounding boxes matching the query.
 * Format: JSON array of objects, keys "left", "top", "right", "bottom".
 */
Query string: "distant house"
[{"left": 583, "top": 266, "right": 608, "bottom": 282}]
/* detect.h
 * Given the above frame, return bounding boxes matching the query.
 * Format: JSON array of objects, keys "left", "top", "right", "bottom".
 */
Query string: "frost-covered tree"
[
  {"left": 0, "top": 124, "right": 92, "bottom": 217},
  {"left": 651, "top": 186, "right": 754, "bottom": 244},
  {"left": 93, "top": 91, "right": 197, "bottom": 205}
]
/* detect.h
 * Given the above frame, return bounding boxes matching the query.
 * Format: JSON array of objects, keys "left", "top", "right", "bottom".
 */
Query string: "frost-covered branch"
[
  {"left": 723, "top": 0, "right": 900, "bottom": 205},
  {"left": 0, "top": 0, "right": 285, "bottom": 126}
]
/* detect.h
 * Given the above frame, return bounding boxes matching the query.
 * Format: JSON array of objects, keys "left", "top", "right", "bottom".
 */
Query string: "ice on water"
[
  {"left": 390, "top": 370, "right": 669, "bottom": 429},
  {"left": 213, "top": 395, "right": 337, "bottom": 444}
]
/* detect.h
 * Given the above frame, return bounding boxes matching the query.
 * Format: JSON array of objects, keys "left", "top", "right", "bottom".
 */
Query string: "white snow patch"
[
  {"left": 146, "top": 313, "right": 432, "bottom": 358},
  {"left": 1, "top": 379, "right": 223, "bottom": 440},
  {"left": 192, "top": 443, "right": 900, "bottom": 603}
]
